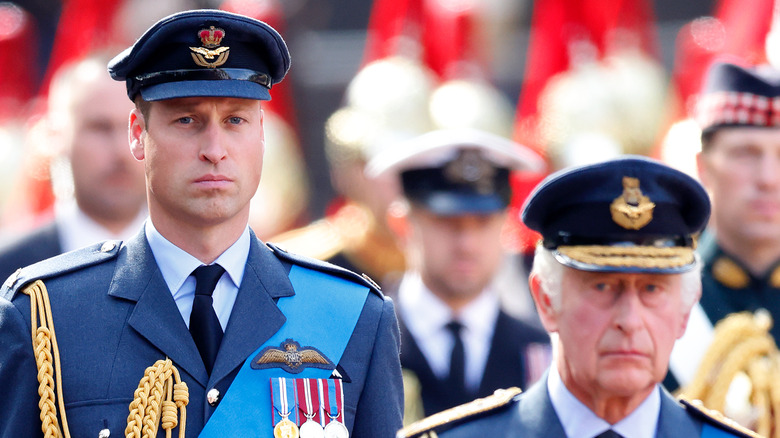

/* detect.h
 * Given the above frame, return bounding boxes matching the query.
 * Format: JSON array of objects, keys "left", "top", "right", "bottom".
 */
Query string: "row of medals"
[{"left": 273, "top": 412, "right": 349, "bottom": 438}]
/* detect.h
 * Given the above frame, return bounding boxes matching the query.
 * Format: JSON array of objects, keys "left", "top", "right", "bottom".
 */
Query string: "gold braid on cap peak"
[
  {"left": 678, "top": 310, "right": 780, "bottom": 437},
  {"left": 557, "top": 245, "right": 694, "bottom": 269}
]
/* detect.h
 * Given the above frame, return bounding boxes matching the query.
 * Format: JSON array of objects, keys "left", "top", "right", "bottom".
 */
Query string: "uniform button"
[
  {"left": 207, "top": 388, "right": 220, "bottom": 406},
  {"left": 98, "top": 428, "right": 110, "bottom": 438},
  {"left": 100, "top": 241, "right": 116, "bottom": 253}
]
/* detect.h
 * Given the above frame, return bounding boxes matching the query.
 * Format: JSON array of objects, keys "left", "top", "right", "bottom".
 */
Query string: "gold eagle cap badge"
[
  {"left": 610, "top": 176, "right": 655, "bottom": 230},
  {"left": 190, "top": 26, "right": 229, "bottom": 68},
  {"left": 251, "top": 339, "right": 334, "bottom": 374}
]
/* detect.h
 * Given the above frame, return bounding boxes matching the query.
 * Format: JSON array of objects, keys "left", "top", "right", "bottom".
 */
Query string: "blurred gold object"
[
  {"left": 537, "top": 48, "right": 668, "bottom": 170},
  {"left": 678, "top": 310, "right": 780, "bottom": 437},
  {"left": 403, "top": 369, "right": 425, "bottom": 426},
  {"left": 429, "top": 79, "right": 514, "bottom": 138},
  {"left": 249, "top": 111, "right": 309, "bottom": 240}
]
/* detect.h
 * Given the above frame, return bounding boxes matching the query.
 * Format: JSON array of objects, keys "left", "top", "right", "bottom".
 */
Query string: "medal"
[
  {"left": 272, "top": 378, "right": 300, "bottom": 438},
  {"left": 273, "top": 416, "right": 300, "bottom": 438},
  {"left": 323, "top": 379, "right": 349, "bottom": 438},
  {"left": 297, "top": 378, "right": 325, "bottom": 438},
  {"left": 299, "top": 416, "right": 325, "bottom": 438},
  {"left": 323, "top": 418, "right": 348, "bottom": 438}
]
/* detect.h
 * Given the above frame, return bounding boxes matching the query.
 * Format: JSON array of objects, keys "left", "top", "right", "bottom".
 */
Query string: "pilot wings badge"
[
  {"left": 610, "top": 176, "right": 655, "bottom": 230},
  {"left": 190, "top": 26, "right": 229, "bottom": 68},
  {"left": 251, "top": 339, "right": 334, "bottom": 373}
]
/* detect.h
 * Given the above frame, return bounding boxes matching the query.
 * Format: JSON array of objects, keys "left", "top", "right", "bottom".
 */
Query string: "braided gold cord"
[
  {"left": 679, "top": 310, "right": 780, "bottom": 436},
  {"left": 557, "top": 245, "right": 693, "bottom": 269},
  {"left": 125, "top": 358, "right": 188, "bottom": 438},
  {"left": 708, "top": 337, "right": 775, "bottom": 409},
  {"left": 682, "top": 312, "right": 768, "bottom": 398},
  {"left": 23, "top": 280, "right": 70, "bottom": 438},
  {"left": 747, "top": 359, "right": 769, "bottom": 437}
]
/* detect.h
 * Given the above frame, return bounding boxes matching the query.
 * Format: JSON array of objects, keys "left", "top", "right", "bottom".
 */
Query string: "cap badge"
[
  {"left": 444, "top": 149, "right": 495, "bottom": 194},
  {"left": 190, "top": 26, "right": 229, "bottom": 68},
  {"left": 610, "top": 176, "right": 655, "bottom": 230},
  {"left": 251, "top": 338, "right": 334, "bottom": 373}
]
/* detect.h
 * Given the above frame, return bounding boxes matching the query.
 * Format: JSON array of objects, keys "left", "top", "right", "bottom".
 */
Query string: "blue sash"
[
  {"left": 199, "top": 265, "right": 370, "bottom": 436},
  {"left": 701, "top": 424, "right": 737, "bottom": 438}
]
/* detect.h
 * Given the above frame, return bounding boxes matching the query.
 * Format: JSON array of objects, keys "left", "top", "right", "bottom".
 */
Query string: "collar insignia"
[
  {"left": 610, "top": 176, "right": 655, "bottom": 230},
  {"left": 190, "top": 26, "right": 229, "bottom": 68},
  {"left": 251, "top": 338, "right": 334, "bottom": 374},
  {"left": 444, "top": 149, "right": 496, "bottom": 194}
]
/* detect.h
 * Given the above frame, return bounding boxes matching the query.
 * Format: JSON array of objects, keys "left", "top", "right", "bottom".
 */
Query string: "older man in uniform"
[
  {"left": 398, "top": 156, "right": 759, "bottom": 438},
  {"left": 0, "top": 9, "right": 402, "bottom": 438}
]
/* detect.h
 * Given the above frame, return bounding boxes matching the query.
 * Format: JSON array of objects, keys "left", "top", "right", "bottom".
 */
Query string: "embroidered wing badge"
[
  {"left": 610, "top": 176, "right": 655, "bottom": 230},
  {"left": 251, "top": 339, "right": 334, "bottom": 374},
  {"left": 190, "top": 26, "right": 229, "bottom": 68}
]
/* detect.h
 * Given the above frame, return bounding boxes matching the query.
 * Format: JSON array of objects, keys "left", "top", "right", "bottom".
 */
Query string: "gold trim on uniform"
[
  {"left": 680, "top": 398, "right": 762, "bottom": 438},
  {"left": 712, "top": 257, "right": 751, "bottom": 289},
  {"left": 610, "top": 176, "right": 655, "bottom": 230},
  {"left": 558, "top": 245, "right": 694, "bottom": 270},
  {"left": 270, "top": 202, "right": 405, "bottom": 281},
  {"left": 396, "top": 387, "right": 522, "bottom": 438}
]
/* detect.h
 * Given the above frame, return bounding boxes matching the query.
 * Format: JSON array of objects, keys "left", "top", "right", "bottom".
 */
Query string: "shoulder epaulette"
[
  {"left": 265, "top": 242, "right": 382, "bottom": 295},
  {"left": 0, "top": 240, "right": 122, "bottom": 300},
  {"left": 679, "top": 398, "right": 761, "bottom": 438},
  {"left": 396, "top": 387, "right": 522, "bottom": 438}
]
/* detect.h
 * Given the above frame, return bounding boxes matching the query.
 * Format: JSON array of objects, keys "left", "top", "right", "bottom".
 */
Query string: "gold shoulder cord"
[
  {"left": 22, "top": 279, "right": 189, "bottom": 438},
  {"left": 678, "top": 310, "right": 780, "bottom": 437}
]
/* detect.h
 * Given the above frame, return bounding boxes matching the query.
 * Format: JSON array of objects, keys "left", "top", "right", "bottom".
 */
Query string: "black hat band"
[{"left": 129, "top": 68, "right": 272, "bottom": 98}]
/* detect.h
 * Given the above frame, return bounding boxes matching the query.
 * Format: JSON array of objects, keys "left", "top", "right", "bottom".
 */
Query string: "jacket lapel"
[
  {"left": 107, "top": 231, "right": 208, "bottom": 386},
  {"left": 656, "top": 387, "right": 700, "bottom": 436},
  {"left": 516, "top": 372, "right": 567, "bottom": 438},
  {"left": 209, "top": 237, "right": 293, "bottom": 384}
]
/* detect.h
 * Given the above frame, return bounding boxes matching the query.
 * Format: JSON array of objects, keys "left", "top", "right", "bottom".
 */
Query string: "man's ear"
[
  {"left": 129, "top": 108, "right": 145, "bottom": 161},
  {"left": 529, "top": 273, "right": 558, "bottom": 333}
]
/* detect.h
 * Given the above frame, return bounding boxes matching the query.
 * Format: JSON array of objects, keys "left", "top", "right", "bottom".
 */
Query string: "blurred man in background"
[
  {"left": 0, "top": 52, "right": 147, "bottom": 281},
  {"left": 367, "top": 128, "right": 551, "bottom": 423}
]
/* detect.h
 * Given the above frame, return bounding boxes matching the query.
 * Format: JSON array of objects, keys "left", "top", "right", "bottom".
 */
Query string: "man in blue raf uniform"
[
  {"left": 0, "top": 9, "right": 402, "bottom": 438},
  {"left": 398, "top": 156, "right": 759, "bottom": 438}
]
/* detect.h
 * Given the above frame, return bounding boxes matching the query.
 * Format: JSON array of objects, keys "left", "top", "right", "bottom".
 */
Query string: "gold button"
[
  {"left": 100, "top": 241, "right": 116, "bottom": 253},
  {"left": 207, "top": 388, "right": 220, "bottom": 406}
]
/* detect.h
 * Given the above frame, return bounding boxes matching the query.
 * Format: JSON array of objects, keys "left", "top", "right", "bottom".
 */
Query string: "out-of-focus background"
[{"left": 1, "top": 0, "right": 771, "bottom": 248}]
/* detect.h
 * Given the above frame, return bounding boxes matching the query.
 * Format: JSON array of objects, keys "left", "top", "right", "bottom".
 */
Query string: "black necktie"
[
  {"left": 189, "top": 264, "right": 225, "bottom": 375},
  {"left": 445, "top": 320, "right": 468, "bottom": 402},
  {"left": 595, "top": 430, "right": 625, "bottom": 438}
]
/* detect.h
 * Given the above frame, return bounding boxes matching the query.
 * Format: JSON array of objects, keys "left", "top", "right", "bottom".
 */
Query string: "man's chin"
[{"left": 598, "top": 369, "right": 656, "bottom": 396}]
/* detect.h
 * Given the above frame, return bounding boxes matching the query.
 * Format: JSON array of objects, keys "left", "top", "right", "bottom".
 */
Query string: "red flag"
[
  {"left": 0, "top": 4, "right": 38, "bottom": 121},
  {"left": 39, "top": 0, "right": 125, "bottom": 96},
  {"left": 221, "top": 0, "right": 299, "bottom": 132}
]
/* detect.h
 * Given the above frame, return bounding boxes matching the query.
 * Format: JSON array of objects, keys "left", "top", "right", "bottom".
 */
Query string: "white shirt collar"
[
  {"left": 398, "top": 272, "right": 500, "bottom": 389},
  {"left": 145, "top": 220, "right": 249, "bottom": 295},
  {"left": 548, "top": 366, "right": 660, "bottom": 438},
  {"left": 55, "top": 199, "right": 147, "bottom": 252}
]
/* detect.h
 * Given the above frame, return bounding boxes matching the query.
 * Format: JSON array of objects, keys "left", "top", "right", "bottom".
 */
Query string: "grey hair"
[{"left": 530, "top": 246, "right": 702, "bottom": 311}]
